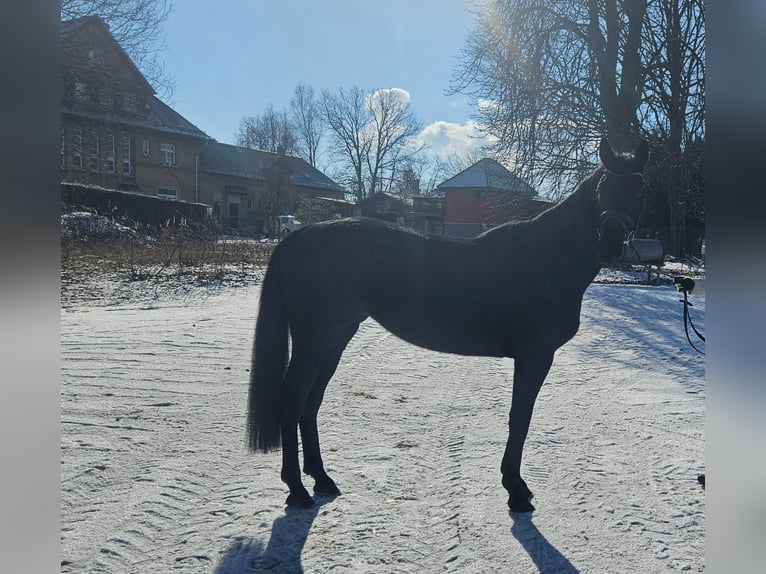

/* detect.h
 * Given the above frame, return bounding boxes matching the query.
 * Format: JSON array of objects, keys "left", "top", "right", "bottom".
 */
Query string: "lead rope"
[
  {"left": 682, "top": 290, "right": 705, "bottom": 354},
  {"left": 674, "top": 277, "right": 705, "bottom": 355}
]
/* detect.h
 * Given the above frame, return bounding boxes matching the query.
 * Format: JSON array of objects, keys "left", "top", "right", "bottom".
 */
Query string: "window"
[
  {"left": 74, "top": 82, "right": 87, "bottom": 102},
  {"left": 122, "top": 136, "right": 133, "bottom": 176},
  {"left": 106, "top": 135, "right": 115, "bottom": 174},
  {"left": 61, "top": 128, "right": 65, "bottom": 168},
  {"left": 72, "top": 129, "right": 82, "bottom": 168},
  {"left": 157, "top": 187, "right": 177, "bottom": 199},
  {"left": 98, "top": 89, "right": 112, "bottom": 109},
  {"left": 160, "top": 143, "right": 176, "bottom": 166},
  {"left": 89, "top": 132, "right": 99, "bottom": 172},
  {"left": 142, "top": 139, "right": 150, "bottom": 157},
  {"left": 87, "top": 50, "right": 104, "bottom": 65},
  {"left": 123, "top": 92, "right": 138, "bottom": 112}
]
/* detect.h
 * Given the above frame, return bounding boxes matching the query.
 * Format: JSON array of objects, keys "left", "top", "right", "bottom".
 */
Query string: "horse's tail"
[{"left": 247, "top": 247, "right": 288, "bottom": 453}]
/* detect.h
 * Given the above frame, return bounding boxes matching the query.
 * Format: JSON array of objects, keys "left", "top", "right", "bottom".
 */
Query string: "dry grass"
[
  {"left": 61, "top": 217, "right": 276, "bottom": 307},
  {"left": 63, "top": 229, "right": 275, "bottom": 279}
]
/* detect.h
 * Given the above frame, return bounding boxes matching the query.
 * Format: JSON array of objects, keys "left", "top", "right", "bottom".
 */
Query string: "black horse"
[{"left": 247, "top": 138, "right": 649, "bottom": 512}]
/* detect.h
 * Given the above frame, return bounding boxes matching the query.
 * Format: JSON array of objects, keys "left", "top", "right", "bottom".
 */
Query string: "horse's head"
[{"left": 595, "top": 138, "right": 649, "bottom": 264}]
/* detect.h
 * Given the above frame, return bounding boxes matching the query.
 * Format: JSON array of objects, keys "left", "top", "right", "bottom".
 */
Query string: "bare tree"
[
  {"left": 321, "top": 86, "right": 371, "bottom": 201},
  {"left": 452, "top": 0, "right": 704, "bottom": 254},
  {"left": 290, "top": 83, "right": 323, "bottom": 167},
  {"left": 452, "top": 0, "right": 651, "bottom": 197},
  {"left": 321, "top": 86, "right": 422, "bottom": 201},
  {"left": 393, "top": 160, "right": 422, "bottom": 197},
  {"left": 237, "top": 106, "right": 298, "bottom": 155},
  {"left": 640, "top": 0, "right": 705, "bottom": 254},
  {"left": 262, "top": 147, "right": 291, "bottom": 238},
  {"left": 61, "top": 0, "right": 175, "bottom": 100},
  {"left": 364, "top": 88, "right": 423, "bottom": 195}
]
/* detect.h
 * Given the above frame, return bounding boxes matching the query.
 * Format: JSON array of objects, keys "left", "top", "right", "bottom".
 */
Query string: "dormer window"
[
  {"left": 123, "top": 92, "right": 138, "bottom": 113},
  {"left": 74, "top": 82, "right": 87, "bottom": 102},
  {"left": 99, "top": 89, "right": 112, "bottom": 109},
  {"left": 87, "top": 50, "right": 104, "bottom": 65}
]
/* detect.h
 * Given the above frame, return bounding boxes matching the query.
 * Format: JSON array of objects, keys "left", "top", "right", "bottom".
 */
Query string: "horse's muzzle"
[
  {"left": 598, "top": 210, "right": 634, "bottom": 264},
  {"left": 598, "top": 210, "right": 635, "bottom": 239}
]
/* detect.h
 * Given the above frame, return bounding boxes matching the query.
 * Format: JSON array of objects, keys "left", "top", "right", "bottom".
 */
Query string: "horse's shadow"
[
  {"left": 510, "top": 513, "right": 580, "bottom": 574},
  {"left": 214, "top": 498, "right": 331, "bottom": 574}
]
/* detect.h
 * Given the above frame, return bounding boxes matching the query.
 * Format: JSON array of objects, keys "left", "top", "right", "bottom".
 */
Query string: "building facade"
[
  {"left": 61, "top": 16, "right": 210, "bottom": 202},
  {"left": 437, "top": 158, "right": 550, "bottom": 238},
  {"left": 60, "top": 17, "right": 347, "bottom": 234},
  {"left": 198, "top": 143, "right": 345, "bottom": 234}
]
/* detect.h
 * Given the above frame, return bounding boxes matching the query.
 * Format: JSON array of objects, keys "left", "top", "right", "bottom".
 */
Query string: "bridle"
[{"left": 596, "top": 168, "right": 646, "bottom": 245}]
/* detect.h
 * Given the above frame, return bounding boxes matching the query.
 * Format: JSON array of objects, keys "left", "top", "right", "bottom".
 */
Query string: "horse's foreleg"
[
  {"left": 501, "top": 351, "right": 553, "bottom": 513},
  {"left": 300, "top": 324, "right": 358, "bottom": 497}
]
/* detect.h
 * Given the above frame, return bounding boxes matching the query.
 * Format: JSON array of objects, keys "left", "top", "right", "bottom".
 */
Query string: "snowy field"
[{"left": 61, "top": 273, "right": 705, "bottom": 573}]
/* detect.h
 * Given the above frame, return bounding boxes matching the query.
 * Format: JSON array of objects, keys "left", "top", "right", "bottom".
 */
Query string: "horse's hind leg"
[
  {"left": 300, "top": 323, "right": 359, "bottom": 497},
  {"left": 279, "top": 346, "right": 330, "bottom": 508},
  {"left": 501, "top": 350, "right": 553, "bottom": 513}
]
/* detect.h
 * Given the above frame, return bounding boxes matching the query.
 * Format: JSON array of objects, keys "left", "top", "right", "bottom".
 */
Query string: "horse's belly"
[{"left": 374, "top": 314, "right": 508, "bottom": 358}]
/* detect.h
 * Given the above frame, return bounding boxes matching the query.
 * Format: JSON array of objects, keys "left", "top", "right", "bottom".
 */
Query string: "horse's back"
[{"left": 272, "top": 219, "right": 514, "bottom": 354}]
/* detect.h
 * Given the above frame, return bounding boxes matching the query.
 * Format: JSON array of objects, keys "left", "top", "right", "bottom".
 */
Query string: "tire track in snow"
[
  {"left": 61, "top": 283, "right": 704, "bottom": 573},
  {"left": 61, "top": 296, "right": 263, "bottom": 573}
]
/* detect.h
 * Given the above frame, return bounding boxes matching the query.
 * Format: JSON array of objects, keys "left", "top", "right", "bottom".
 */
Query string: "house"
[
  {"left": 437, "top": 158, "right": 550, "bottom": 238},
  {"left": 60, "top": 16, "right": 347, "bottom": 234},
  {"left": 61, "top": 16, "right": 210, "bottom": 201},
  {"left": 409, "top": 194, "right": 445, "bottom": 235},
  {"left": 354, "top": 192, "right": 445, "bottom": 235},
  {"left": 197, "top": 142, "right": 345, "bottom": 234},
  {"left": 356, "top": 192, "right": 409, "bottom": 224}
]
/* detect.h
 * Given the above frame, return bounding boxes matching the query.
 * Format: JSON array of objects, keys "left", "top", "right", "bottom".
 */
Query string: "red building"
[{"left": 437, "top": 158, "right": 551, "bottom": 238}]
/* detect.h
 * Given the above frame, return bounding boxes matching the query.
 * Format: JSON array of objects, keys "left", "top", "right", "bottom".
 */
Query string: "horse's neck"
[
  {"left": 529, "top": 169, "right": 603, "bottom": 287},
  {"left": 536, "top": 169, "right": 600, "bottom": 237}
]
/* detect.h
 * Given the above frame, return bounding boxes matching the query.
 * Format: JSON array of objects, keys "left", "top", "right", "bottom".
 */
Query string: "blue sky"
[{"left": 160, "top": 0, "right": 490, "bottom": 166}]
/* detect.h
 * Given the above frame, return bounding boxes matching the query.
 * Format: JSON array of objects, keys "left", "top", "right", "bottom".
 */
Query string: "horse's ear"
[
  {"left": 599, "top": 138, "right": 616, "bottom": 168},
  {"left": 634, "top": 140, "right": 649, "bottom": 169}
]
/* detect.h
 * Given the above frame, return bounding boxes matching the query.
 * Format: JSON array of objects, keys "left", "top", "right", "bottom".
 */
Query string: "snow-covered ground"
[{"left": 60, "top": 269, "right": 705, "bottom": 573}]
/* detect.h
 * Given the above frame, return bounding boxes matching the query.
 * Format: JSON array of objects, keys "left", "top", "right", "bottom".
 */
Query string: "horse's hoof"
[
  {"left": 503, "top": 478, "right": 534, "bottom": 501},
  {"left": 508, "top": 495, "right": 536, "bottom": 513},
  {"left": 520, "top": 481, "right": 534, "bottom": 501},
  {"left": 314, "top": 479, "right": 341, "bottom": 496},
  {"left": 286, "top": 492, "right": 315, "bottom": 509}
]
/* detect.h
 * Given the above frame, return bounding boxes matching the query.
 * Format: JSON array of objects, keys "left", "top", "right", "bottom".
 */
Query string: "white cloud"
[
  {"left": 476, "top": 98, "right": 501, "bottom": 115},
  {"left": 415, "top": 119, "right": 495, "bottom": 161},
  {"left": 365, "top": 87, "right": 412, "bottom": 110}
]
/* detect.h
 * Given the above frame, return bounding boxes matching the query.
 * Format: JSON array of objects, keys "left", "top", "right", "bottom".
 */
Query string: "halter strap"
[{"left": 602, "top": 168, "right": 645, "bottom": 183}]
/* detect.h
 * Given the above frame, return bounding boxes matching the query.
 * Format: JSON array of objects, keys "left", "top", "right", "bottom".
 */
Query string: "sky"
[{"left": 159, "top": 0, "right": 491, "bottom": 168}]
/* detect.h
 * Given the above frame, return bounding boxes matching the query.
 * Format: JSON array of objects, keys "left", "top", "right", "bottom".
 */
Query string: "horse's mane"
[{"left": 477, "top": 164, "right": 604, "bottom": 245}]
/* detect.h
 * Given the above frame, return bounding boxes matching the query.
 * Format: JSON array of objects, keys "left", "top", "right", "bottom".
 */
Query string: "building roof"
[
  {"left": 436, "top": 158, "right": 534, "bottom": 193},
  {"left": 61, "top": 16, "right": 210, "bottom": 141},
  {"left": 198, "top": 143, "right": 345, "bottom": 193},
  {"left": 145, "top": 97, "right": 210, "bottom": 139},
  {"left": 61, "top": 16, "right": 154, "bottom": 95},
  {"left": 61, "top": 96, "right": 210, "bottom": 140}
]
